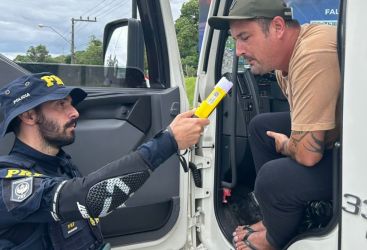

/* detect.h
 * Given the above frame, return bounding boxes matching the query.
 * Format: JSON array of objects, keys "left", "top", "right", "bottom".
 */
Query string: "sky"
[{"left": 0, "top": 0, "right": 188, "bottom": 59}]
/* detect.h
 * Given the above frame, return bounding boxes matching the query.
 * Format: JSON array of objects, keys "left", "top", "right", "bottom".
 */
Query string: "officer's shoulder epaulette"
[
  {"left": 0, "top": 154, "right": 35, "bottom": 169},
  {"left": 0, "top": 154, "right": 43, "bottom": 179}
]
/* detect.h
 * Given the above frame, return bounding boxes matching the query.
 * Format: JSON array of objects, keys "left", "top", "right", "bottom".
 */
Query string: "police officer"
[{"left": 0, "top": 72, "right": 209, "bottom": 249}]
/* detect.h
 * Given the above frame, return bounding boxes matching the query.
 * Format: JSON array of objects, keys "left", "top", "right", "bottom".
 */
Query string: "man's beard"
[
  {"left": 245, "top": 57, "right": 273, "bottom": 76},
  {"left": 248, "top": 60, "right": 270, "bottom": 76},
  {"left": 36, "top": 111, "right": 77, "bottom": 148}
]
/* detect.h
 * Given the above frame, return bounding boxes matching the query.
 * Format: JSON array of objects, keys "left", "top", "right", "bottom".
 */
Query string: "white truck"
[{"left": 0, "top": 0, "right": 365, "bottom": 249}]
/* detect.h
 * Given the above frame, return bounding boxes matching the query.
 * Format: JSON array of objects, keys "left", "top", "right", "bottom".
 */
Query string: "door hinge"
[
  {"left": 192, "top": 155, "right": 211, "bottom": 170},
  {"left": 188, "top": 206, "right": 203, "bottom": 231}
]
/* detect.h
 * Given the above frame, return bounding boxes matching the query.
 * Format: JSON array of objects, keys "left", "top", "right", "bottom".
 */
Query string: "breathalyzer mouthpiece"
[{"left": 194, "top": 77, "right": 233, "bottom": 118}]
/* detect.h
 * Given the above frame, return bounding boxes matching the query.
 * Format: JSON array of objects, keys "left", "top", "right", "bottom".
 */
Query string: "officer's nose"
[
  {"left": 69, "top": 106, "right": 79, "bottom": 120},
  {"left": 66, "top": 96, "right": 79, "bottom": 120}
]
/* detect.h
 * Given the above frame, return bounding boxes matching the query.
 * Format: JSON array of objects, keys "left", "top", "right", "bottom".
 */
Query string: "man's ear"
[
  {"left": 272, "top": 16, "right": 286, "bottom": 38},
  {"left": 18, "top": 110, "right": 37, "bottom": 125}
]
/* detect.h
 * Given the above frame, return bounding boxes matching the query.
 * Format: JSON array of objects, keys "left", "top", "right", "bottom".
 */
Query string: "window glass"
[
  {"left": 221, "top": 36, "right": 246, "bottom": 76},
  {"left": 0, "top": 0, "right": 151, "bottom": 88}
]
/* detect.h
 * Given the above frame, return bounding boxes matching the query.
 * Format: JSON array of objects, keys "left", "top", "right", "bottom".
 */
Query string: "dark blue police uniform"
[
  {"left": 0, "top": 73, "right": 179, "bottom": 250},
  {"left": 0, "top": 139, "right": 104, "bottom": 249},
  {"left": 0, "top": 127, "right": 177, "bottom": 249}
]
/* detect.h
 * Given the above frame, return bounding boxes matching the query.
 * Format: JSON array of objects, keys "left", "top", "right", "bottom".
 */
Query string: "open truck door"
[{"left": 190, "top": 0, "right": 366, "bottom": 249}]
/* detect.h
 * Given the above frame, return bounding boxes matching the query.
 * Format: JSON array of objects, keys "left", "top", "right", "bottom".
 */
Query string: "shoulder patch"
[
  {"left": 11, "top": 177, "right": 33, "bottom": 202},
  {"left": 0, "top": 168, "right": 44, "bottom": 179}
]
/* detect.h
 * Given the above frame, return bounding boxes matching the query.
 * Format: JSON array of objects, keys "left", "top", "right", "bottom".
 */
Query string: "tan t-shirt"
[{"left": 276, "top": 24, "right": 340, "bottom": 145}]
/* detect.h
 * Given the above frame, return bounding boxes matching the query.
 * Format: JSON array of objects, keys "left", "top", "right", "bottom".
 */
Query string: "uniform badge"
[{"left": 10, "top": 177, "right": 33, "bottom": 202}]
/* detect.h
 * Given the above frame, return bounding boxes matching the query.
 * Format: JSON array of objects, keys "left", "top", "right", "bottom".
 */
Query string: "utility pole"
[
  {"left": 132, "top": 0, "right": 137, "bottom": 19},
  {"left": 71, "top": 17, "right": 97, "bottom": 64}
]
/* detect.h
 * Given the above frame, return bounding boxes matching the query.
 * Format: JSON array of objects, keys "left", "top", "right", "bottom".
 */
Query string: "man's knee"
[
  {"left": 254, "top": 161, "right": 285, "bottom": 202},
  {"left": 249, "top": 114, "right": 266, "bottom": 137},
  {"left": 249, "top": 114, "right": 274, "bottom": 147}
]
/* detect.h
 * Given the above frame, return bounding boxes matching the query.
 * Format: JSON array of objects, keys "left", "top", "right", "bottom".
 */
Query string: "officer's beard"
[{"left": 35, "top": 110, "right": 77, "bottom": 149}]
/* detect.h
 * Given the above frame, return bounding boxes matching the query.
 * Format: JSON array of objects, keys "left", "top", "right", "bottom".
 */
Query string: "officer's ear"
[{"left": 18, "top": 109, "right": 38, "bottom": 125}]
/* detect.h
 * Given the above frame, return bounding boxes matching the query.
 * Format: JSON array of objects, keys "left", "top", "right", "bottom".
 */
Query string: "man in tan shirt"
[{"left": 209, "top": 0, "right": 340, "bottom": 249}]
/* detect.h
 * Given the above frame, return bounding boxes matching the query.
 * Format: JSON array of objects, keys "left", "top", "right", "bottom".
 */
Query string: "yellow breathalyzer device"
[{"left": 194, "top": 77, "right": 233, "bottom": 118}]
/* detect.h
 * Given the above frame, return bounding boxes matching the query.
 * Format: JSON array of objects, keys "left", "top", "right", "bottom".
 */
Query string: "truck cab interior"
[{"left": 207, "top": 0, "right": 342, "bottom": 248}]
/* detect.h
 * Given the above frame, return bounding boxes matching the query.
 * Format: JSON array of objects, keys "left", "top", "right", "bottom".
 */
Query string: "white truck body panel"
[{"left": 341, "top": 0, "right": 367, "bottom": 249}]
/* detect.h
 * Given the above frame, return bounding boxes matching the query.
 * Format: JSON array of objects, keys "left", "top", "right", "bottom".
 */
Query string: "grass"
[{"left": 185, "top": 77, "right": 196, "bottom": 108}]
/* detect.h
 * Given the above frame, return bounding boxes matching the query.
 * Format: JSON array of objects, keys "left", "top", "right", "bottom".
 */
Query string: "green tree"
[
  {"left": 14, "top": 44, "right": 52, "bottom": 62},
  {"left": 75, "top": 36, "right": 103, "bottom": 65},
  {"left": 52, "top": 55, "right": 68, "bottom": 64},
  {"left": 14, "top": 36, "right": 103, "bottom": 65},
  {"left": 13, "top": 54, "right": 31, "bottom": 62},
  {"left": 175, "top": 0, "right": 199, "bottom": 76},
  {"left": 27, "top": 45, "right": 51, "bottom": 62}
]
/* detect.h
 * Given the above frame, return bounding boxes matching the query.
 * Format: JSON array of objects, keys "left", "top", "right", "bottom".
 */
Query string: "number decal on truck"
[
  {"left": 342, "top": 193, "right": 361, "bottom": 215},
  {"left": 362, "top": 200, "right": 367, "bottom": 220},
  {"left": 342, "top": 193, "right": 367, "bottom": 219}
]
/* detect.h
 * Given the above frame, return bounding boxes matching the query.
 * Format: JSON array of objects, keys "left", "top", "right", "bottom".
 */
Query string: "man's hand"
[
  {"left": 169, "top": 110, "right": 210, "bottom": 150},
  {"left": 266, "top": 131, "right": 289, "bottom": 155},
  {"left": 267, "top": 130, "right": 326, "bottom": 167}
]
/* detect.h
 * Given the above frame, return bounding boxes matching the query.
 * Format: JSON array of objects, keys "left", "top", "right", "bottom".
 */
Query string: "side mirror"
[{"left": 103, "top": 19, "right": 145, "bottom": 88}]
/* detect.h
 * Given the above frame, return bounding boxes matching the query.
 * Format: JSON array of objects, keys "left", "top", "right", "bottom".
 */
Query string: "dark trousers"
[{"left": 249, "top": 112, "right": 333, "bottom": 249}]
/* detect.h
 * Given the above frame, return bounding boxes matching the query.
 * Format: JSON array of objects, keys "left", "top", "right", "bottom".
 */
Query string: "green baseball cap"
[{"left": 209, "top": 0, "right": 293, "bottom": 30}]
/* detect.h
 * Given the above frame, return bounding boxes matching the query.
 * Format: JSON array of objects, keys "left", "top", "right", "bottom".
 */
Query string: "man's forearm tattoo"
[
  {"left": 290, "top": 131, "right": 325, "bottom": 155},
  {"left": 287, "top": 131, "right": 307, "bottom": 158},
  {"left": 304, "top": 132, "right": 325, "bottom": 154},
  {"left": 290, "top": 131, "right": 308, "bottom": 147}
]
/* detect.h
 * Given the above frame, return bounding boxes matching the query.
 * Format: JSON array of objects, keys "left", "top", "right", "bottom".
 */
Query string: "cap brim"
[
  {"left": 67, "top": 87, "right": 87, "bottom": 105},
  {"left": 0, "top": 87, "right": 87, "bottom": 136},
  {"left": 208, "top": 16, "right": 255, "bottom": 30}
]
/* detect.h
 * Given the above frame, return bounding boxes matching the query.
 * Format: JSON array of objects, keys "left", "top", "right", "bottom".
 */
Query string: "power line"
[
  {"left": 97, "top": 0, "right": 129, "bottom": 20},
  {"left": 87, "top": 0, "right": 120, "bottom": 17},
  {"left": 74, "top": 0, "right": 128, "bottom": 44},
  {"left": 80, "top": 0, "right": 108, "bottom": 17},
  {"left": 74, "top": 0, "right": 129, "bottom": 51},
  {"left": 71, "top": 17, "right": 97, "bottom": 64},
  {"left": 64, "top": 0, "right": 116, "bottom": 38},
  {"left": 75, "top": 0, "right": 120, "bottom": 33}
]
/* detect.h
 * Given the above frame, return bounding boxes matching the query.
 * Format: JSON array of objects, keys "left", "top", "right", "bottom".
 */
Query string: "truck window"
[{"left": 0, "top": 0, "right": 150, "bottom": 89}]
